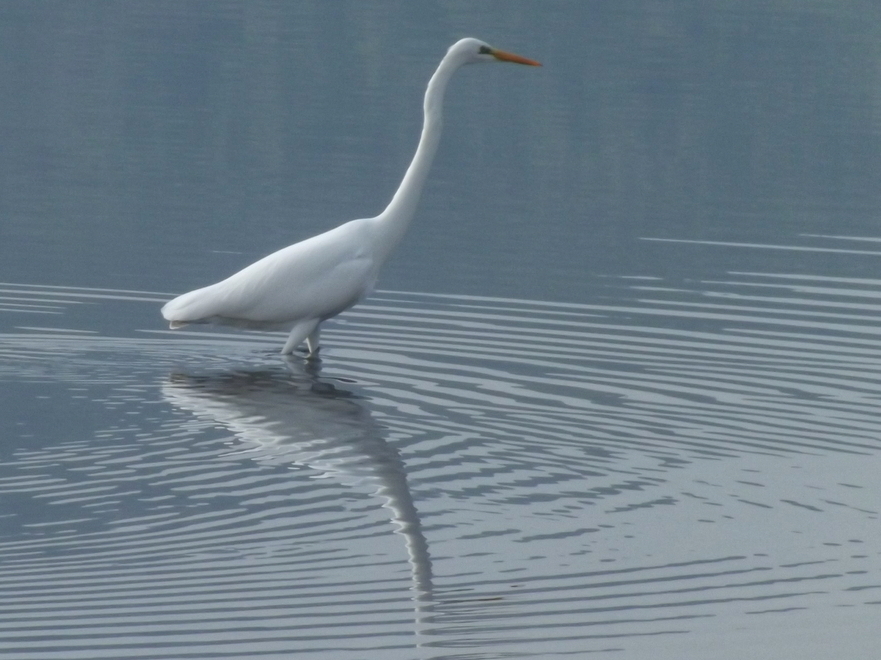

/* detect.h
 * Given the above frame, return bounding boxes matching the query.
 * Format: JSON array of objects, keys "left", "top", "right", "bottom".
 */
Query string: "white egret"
[{"left": 162, "top": 38, "right": 540, "bottom": 356}]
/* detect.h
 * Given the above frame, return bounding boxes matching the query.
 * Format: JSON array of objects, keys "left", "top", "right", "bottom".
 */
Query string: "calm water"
[{"left": 2, "top": 2, "right": 881, "bottom": 659}]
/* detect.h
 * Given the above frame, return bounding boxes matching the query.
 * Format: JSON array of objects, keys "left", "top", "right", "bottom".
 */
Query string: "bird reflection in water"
[{"left": 161, "top": 357, "right": 433, "bottom": 602}]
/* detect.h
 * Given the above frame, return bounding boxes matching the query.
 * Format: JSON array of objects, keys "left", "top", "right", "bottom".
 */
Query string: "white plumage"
[{"left": 162, "top": 38, "right": 540, "bottom": 357}]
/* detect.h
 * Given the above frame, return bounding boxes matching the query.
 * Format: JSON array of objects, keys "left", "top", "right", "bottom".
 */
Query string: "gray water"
[{"left": 2, "top": 2, "right": 881, "bottom": 659}]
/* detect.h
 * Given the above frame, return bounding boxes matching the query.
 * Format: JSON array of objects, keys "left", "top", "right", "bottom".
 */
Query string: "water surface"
[
  {"left": 3, "top": 265, "right": 881, "bottom": 658},
  {"left": 2, "top": 2, "right": 881, "bottom": 658}
]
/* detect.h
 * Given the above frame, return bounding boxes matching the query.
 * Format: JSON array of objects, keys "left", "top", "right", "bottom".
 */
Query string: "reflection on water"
[
  {"left": 162, "top": 364, "right": 433, "bottom": 599},
  {"left": 1, "top": 250, "right": 881, "bottom": 658}
]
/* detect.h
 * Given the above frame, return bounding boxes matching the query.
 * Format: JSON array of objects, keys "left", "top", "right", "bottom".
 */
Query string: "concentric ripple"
[{"left": 1, "top": 271, "right": 880, "bottom": 659}]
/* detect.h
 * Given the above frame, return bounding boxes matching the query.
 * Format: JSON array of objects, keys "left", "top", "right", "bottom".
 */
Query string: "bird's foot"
[{"left": 297, "top": 345, "right": 321, "bottom": 360}]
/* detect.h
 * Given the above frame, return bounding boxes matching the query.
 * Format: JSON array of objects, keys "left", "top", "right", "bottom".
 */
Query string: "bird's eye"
[{"left": 478, "top": 45, "right": 492, "bottom": 55}]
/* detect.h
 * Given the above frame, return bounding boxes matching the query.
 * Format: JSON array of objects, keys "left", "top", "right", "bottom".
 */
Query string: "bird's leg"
[
  {"left": 281, "top": 319, "right": 319, "bottom": 355},
  {"left": 305, "top": 325, "right": 321, "bottom": 358}
]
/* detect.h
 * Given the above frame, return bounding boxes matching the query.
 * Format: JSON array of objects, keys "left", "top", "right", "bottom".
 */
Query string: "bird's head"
[{"left": 447, "top": 38, "right": 541, "bottom": 67}]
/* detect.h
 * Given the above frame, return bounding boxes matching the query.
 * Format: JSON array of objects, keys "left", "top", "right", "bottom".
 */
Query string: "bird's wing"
[{"left": 162, "top": 219, "right": 376, "bottom": 327}]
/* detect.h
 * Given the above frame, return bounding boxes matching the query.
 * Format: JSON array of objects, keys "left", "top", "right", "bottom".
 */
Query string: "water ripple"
[{"left": 1, "top": 272, "right": 880, "bottom": 658}]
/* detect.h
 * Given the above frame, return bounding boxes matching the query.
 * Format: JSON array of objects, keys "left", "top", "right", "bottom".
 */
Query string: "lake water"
[{"left": 2, "top": 2, "right": 881, "bottom": 659}]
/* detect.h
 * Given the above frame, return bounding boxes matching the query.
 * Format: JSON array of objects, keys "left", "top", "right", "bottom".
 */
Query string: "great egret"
[{"left": 161, "top": 38, "right": 540, "bottom": 357}]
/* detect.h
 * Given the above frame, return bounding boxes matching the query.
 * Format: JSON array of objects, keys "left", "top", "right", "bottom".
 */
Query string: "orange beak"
[{"left": 491, "top": 48, "right": 542, "bottom": 67}]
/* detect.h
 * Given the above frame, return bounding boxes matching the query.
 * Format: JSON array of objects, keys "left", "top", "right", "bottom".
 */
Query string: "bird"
[{"left": 161, "top": 38, "right": 540, "bottom": 357}]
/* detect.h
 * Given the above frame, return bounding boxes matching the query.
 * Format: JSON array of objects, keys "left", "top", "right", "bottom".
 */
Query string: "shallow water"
[
  {"left": 3, "top": 2, "right": 881, "bottom": 658},
  {"left": 2, "top": 259, "right": 880, "bottom": 658}
]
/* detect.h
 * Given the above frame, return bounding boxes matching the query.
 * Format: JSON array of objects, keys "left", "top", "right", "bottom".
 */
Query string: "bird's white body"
[
  {"left": 163, "top": 218, "right": 378, "bottom": 352},
  {"left": 162, "top": 38, "right": 539, "bottom": 356}
]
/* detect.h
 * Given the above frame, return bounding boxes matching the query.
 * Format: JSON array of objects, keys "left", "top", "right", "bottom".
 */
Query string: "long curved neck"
[{"left": 372, "top": 55, "right": 460, "bottom": 264}]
